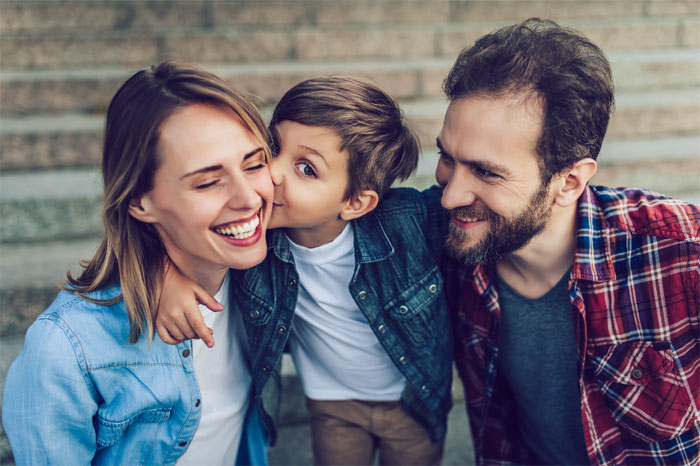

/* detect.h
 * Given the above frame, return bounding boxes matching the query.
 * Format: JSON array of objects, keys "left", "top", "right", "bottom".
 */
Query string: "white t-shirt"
[
  {"left": 287, "top": 223, "right": 406, "bottom": 401},
  {"left": 177, "top": 273, "right": 252, "bottom": 465}
]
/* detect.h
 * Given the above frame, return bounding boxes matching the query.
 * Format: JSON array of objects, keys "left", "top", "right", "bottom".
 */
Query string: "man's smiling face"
[{"left": 435, "top": 93, "right": 554, "bottom": 264}]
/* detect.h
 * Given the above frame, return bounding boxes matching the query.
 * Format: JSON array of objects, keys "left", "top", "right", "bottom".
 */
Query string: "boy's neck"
[{"left": 285, "top": 218, "right": 349, "bottom": 249}]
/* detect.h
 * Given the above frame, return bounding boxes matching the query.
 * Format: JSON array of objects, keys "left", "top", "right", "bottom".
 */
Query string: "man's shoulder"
[
  {"left": 375, "top": 185, "right": 444, "bottom": 216},
  {"left": 585, "top": 185, "right": 700, "bottom": 243}
]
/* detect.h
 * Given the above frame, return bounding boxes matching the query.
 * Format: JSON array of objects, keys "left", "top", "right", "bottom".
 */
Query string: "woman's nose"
[{"left": 227, "top": 177, "right": 261, "bottom": 211}]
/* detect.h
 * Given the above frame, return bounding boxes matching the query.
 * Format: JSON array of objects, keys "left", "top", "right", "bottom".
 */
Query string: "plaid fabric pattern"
[{"left": 446, "top": 186, "right": 700, "bottom": 465}]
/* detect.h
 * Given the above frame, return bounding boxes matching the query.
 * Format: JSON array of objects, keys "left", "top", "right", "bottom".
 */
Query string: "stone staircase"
[{"left": 1, "top": 1, "right": 699, "bottom": 462}]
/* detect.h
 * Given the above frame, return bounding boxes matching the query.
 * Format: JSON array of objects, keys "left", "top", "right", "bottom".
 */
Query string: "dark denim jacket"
[{"left": 231, "top": 186, "right": 452, "bottom": 442}]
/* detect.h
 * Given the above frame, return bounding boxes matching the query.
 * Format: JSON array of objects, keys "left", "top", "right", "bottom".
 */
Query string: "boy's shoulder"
[{"left": 374, "top": 185, "right": 444, "bottom": 217}]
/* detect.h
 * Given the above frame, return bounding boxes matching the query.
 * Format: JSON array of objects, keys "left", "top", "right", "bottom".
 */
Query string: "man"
[{"left": 436, "top": 18, "right": 700, "bottom": 465}]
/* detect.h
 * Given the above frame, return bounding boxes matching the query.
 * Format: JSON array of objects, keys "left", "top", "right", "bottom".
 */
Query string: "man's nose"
[{"left": 441, "top": 169, "right": 477, "bottom": 210}]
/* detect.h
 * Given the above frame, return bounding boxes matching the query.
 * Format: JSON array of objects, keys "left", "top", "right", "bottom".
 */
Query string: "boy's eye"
[{"left": 295, "top": 161, "right": 317, "bottom": 178}]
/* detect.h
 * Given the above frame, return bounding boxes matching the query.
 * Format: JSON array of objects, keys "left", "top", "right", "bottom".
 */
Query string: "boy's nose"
[{"left": 269, "top": 161, "right": 283, "bottom": 186}]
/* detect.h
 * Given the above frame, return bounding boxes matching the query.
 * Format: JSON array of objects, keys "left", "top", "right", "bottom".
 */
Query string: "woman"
[{"left": 2, "top": 60, "right": 274, "bottom": 465}]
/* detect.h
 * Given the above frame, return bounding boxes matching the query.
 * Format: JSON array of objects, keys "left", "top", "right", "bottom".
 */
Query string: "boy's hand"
[{"left": 156, "top": 262, "right": 224, "bottom": 347}]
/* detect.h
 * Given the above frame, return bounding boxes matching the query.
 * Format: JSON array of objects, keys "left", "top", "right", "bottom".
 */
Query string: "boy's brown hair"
[{"left": 269, "top": 76, "right": 419, "bottom": 199}]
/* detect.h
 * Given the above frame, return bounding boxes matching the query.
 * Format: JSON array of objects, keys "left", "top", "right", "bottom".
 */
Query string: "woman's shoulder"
[
  {"left": 30, "top": 284, "right": 130, "bottom": 348},
  {"left": 41, "top": 283, "right": 125, "bottom": 323}
]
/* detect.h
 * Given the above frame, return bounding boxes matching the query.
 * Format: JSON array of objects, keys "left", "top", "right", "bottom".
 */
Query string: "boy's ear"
[
  {"left": 128, "top": 195, "right": 158, "bottom": 223},
  {"left": 552, "top": 158, "right": 597, "bottom": 207},
  {"left": 340, "top": 189, "right": 379, "bottom": 221}
]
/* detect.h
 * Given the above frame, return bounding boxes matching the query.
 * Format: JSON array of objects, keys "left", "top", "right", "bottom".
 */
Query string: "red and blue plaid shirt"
[{"left": 445, "top": 186, "right": 700, "bottom": 465}]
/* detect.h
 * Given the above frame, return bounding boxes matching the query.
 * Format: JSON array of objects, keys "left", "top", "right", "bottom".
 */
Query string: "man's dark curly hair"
[{"left": 443, "top": 18, "right": 615, "bottom": 182}]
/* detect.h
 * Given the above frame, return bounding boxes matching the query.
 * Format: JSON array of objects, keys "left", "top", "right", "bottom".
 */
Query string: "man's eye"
[
  {"left": 475, "top": 166, "right": 499, "bottom": 179},
  {"left": 438, "top": 150, "right": 453, "bottom": 165},
  {"left": 195, "top": 180, "right": 219, "bottom": 189},
  {"left": 296, "top": 162, "right": 317, "bottom": 178}
]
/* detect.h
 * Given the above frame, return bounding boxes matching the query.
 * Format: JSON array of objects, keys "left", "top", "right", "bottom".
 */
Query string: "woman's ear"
[
  {"left": 128, "top": 196, "right": 158, "bottom": 223},
  {"left": 340, "top": 189, "right": 379, "bottom": 221}
]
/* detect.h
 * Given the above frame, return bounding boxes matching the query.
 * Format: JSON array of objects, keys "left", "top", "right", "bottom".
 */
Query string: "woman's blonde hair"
[{"left": 66, "top": 60, "right": 270, "bottom": 343}]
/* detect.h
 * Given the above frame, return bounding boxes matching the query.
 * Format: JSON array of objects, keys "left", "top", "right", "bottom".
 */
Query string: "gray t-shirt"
[{"left": 496, "top": 271, "right": 589, "bottom": 465}]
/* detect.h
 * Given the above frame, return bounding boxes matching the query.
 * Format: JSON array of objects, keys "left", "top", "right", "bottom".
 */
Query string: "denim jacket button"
[
  {"left": 399, "top": 305, "right": 408, "bottom": 314},
  {"left": 182, "top": 349, "right": 191, "bottom": 358},
  {"left": 250, "top": 310, "right": 260, "bottom": 318},
  {"left": 377, "top": 324, "right": 387, "bottom": 333},
  {"left": 429, "top": 284, "right": 438, "bottom": 293},
  {"left": 278, "top": 326, "right": 287, "bottom": 334},
  {"left": 358, "top": 291, "right": 367, "bottom": 300},
  {"left": 262, "top": 365, "right": 270, "bottom": 372},
  {"left": 289, "top": 279, "right": 297, "bottom": 286},
  {"left": 399, "top": 356, "right": 407, "bottom": 364},
  {"left": 421, "top": 385, "right": 428, "bottom": 392}
]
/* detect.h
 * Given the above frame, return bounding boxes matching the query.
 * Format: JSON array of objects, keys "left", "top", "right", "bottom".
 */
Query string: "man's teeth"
[
  {"left": 457, "top": 216, "right": 482, "bottom": 222},
  {"left": 214, "top": 215, "right": 259, "bottom": 239}
]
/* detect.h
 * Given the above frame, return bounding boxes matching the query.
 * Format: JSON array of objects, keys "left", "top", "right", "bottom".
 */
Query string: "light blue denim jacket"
[
  {"left": 233, "top": 186, "right": 453, "bottom": 442},
  {"left": 2, "top": 280, "right": 269, "bottom": 465}
]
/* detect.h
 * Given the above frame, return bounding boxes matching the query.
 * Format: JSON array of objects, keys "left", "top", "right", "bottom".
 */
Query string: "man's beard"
[{"left": 445, "top": 184, "right": 552, "bottom": 265}]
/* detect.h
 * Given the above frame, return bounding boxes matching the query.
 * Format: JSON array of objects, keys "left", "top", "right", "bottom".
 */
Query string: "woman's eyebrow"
[
  {"left": 243, "top": 147, "right": 264, "bottom": 161},
  {"left": 180, "top": 147, "right": 264, "bottom": 180},
  {"left": 180, "top": 165, "right": 223, "bottom": 180}
]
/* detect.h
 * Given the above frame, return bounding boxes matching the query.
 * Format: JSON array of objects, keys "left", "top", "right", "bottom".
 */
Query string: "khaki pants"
[{"left": 306, "top": 398, "right": 444, "bottom": 466}]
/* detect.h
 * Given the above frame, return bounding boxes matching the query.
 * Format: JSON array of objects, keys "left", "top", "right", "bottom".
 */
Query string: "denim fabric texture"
[
  {"left": 232, "top": 186, "right": 453, "bottom": 442},
  {"left": 2, "top": 280, "right": 269, "bottom": 465}
]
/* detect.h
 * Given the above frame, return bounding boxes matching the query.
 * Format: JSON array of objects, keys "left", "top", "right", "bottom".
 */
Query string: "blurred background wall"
[{"left": 1, "top": 1, "right": 698, "bottom": 463}]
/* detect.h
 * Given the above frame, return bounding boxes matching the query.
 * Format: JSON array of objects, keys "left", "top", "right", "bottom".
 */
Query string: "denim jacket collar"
[{"left": 269, "top": 212, "right": 395, "bottom": 266}]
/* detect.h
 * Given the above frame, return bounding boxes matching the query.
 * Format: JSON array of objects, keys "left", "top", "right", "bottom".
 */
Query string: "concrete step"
[
  {"left": 2, "top": 135, "right": 698, "bottom": 244},
  {"left": 5, "top": 0, "right": 697, "bottom": 36},
  {"left": 3, "top": 49, "right": 699, "bottom": 116},
  {"left": 3, "top": 87, "right": 699, "bottom": 171},
  {"left": 0, "top": 58, "right": 452, "bottom": 116},
  {"left": 406, "top": 136, "right": 700, "bottom": 205},
  {"left": 2, "top": 16, "right": 698, "bottom": 70},
  {"left": 2, "top": 135, "right": 696, "bottom": 336},
  {"left": 404, "top": 88, "right": 700, "bottom": 148}
]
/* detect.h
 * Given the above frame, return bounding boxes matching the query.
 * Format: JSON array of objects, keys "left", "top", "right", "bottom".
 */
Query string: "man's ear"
[
  {"left": 340, "top": 189, "right": 379, "bottom": 221},
  {"left": 552, "top": 158, "right": 597, "bottom": 207},
  {"left": 128, "top": 195, "right": 158, "bottom": 223}
]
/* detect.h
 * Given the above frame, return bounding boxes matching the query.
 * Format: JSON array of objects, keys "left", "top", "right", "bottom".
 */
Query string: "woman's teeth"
[{"left": 214, "top": 215, "right": 259, "bottom": 239}]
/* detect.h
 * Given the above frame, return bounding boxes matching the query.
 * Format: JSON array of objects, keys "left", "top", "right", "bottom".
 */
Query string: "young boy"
[{"left": 158, "top": 76, "right": 452, "bottom": 465}]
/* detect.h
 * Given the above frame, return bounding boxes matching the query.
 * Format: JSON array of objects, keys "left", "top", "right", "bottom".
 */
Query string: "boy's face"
[{"left": 268, "top": 120, "right": 352, "bottom": 247}]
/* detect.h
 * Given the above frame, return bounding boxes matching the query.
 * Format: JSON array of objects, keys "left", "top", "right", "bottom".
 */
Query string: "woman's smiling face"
[{"left": 131, "top": 104, "right": 273, "bottom": 290}]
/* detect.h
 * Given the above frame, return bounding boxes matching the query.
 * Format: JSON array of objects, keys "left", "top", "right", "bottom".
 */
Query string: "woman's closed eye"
[
  {"left": 245, "top": 163, "right": 266, "bottom": 172},
  {"left": 295, "top": 161, "right": 317, "bottom": 178},
  {"left": 195, "top": 179, "right": 220, "bottom": 190}
]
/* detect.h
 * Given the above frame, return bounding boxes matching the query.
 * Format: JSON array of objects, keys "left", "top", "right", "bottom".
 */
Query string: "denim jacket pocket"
[
  {"left": 385, "top": 267, "right": 443, "bottom": 347},
  {"left": 95, "top": 407, "right": 173, "bottom": 447},
  {"left": 239, "top": 292, "right": 275, "bottom": 327},
  {"left": 589, "top": 341, "right": 694, "bottom": 443}
]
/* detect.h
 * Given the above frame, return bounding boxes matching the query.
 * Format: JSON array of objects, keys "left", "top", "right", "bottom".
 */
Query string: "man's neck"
[{"left": 496, "top": 203, "right": 578, "bottom": 299}]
